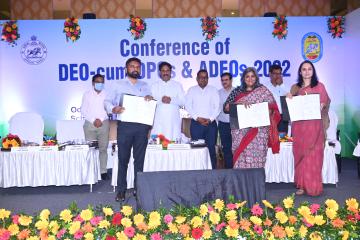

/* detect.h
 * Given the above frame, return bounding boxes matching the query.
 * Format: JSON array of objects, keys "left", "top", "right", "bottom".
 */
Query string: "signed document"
[
  {"left": 119, "top": 95, "right": 157, "bottom": 126},
  {"left": 286, "top": 94, "right": 321, "bottom": 121},
  {"left": 235, "top": 102, "right": 270, "bottom": 129}
]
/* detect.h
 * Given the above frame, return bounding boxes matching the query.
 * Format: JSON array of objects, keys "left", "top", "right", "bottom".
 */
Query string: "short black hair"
[
  {"left": 269, "top": 64, "right": 282, "bottom": 73},
  {"left": 92, "top": 73, "right": 104, "bottom": 82},
  {"left": 158, "top": 61, "right": 172, "bottom": 71},
  {"left": 221, "top": 72, "right": 232, "bottom": 80},
  {"left": 197, "top": 69, "right": 208, "bottom": 78},
  {"left": 125, "top": 57, "right": 141, "bottom": 67}
]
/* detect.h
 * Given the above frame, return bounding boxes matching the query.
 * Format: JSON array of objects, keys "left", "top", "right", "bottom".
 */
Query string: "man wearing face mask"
[
  {"left": 105, "top": 57, "right": 153, "bottom": 202},
  {"left": 81, "top": 73, "right": 110, "bottom": 180}
]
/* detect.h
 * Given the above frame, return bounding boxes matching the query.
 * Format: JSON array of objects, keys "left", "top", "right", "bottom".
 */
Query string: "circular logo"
[
  {"left": 301, "top": 32, "right": 323, "bottom": 63},
  {"left": 20, "top": 36, "right": 48, "bottom": 65}
]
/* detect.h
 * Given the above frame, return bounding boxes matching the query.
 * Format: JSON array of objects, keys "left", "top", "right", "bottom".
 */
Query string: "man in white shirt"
[
  {"left": 81, "top": 74, "right": 109, "bottom": 180},
  {"left": 151, "top": 62, "right": 185, "bottom": 141},
  {"left": 185, "top": 69, "right": 220, "bottom": 169},
  {"left": 217, "top": 72, "right": 234, "bottom": 169},
  {"left": 266, "top": 64, "right": 289, "bottom": 133}
]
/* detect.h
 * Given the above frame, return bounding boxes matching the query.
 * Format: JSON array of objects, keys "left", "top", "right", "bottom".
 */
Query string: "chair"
[
  {"left": 56, "top": 120, "right": 85, "bottom": 143},
  {"left": 9, "top": 112, "right": 44, "bottom": 145},
  {"left": 326, "top": 110, "right": 342, "bottom": 173},
  {"left": 353, "top": 133, "right": 360, "bottom": 178}
]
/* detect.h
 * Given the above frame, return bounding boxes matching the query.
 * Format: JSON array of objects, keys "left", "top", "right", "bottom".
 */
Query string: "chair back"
[
  {"left": 56, "top": 120, "right": 85, "bottom": 143},
  {"left": 9, "top": 112, "right": 44, "bottom": 144}
]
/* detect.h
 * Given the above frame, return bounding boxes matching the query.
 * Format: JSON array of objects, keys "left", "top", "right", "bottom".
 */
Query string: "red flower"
[
  {"left": 111, "top": 212, "right": 122, "bottom": 225},
  {"left": 191, "top": 228, "right": 203, "bottom": 239},
  {"left": 105, "top": 236, "right": 116, "bottom": 240}
]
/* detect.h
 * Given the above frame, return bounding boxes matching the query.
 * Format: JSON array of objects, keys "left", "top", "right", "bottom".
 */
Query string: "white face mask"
[{"left": 94, "top": 83, "right": 104, "bottom": 91}]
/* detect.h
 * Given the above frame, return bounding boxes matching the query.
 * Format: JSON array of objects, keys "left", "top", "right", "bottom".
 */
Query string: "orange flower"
[
  {"left": 17, "top": 229, "right": 30, "bottom": 240},
  {"left": 228, "top": 220, "right": 239, "bottom": 229},
  {"left": 136, "top": 222, "right": 148, "bottom": 231},
  {"left": 288, "top": 215, "right": 297, "bottom": 225},
  {"left": 239, "top": 219, "right": 251, "bottom": 231},
  {"left": 263, "top": 218, "right": 272, "bottom": 227},
  {"left": 82, "top": 223, "right": 93, "bottom": 233},
  {"left": 331, "top": 218, "right": 345, "bottom": 228},
  {"left": 178, "top": 224, "right": 190, "bottom": 236},
  {"left": 272, "top": 225, "right": 286, "bottom": 239}
]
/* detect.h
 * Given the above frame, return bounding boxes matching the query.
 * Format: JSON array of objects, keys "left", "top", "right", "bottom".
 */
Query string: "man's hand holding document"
[
  {"left": 234, "top": 102, "right": 270, "bottom": 129},
  {"left": 285, "top": 94, "right": 320, "bottom": 121},
  {"left": 119, "top": 94, "right": 157, "bottom": 126}
]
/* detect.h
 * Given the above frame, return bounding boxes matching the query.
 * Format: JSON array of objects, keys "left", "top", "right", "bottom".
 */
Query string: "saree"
[
  {"left": 291, "top": 82, "right": 330, "bottom": 196},
  {"left": 230, "top": 85, "right": 280, "bottom": 169}
]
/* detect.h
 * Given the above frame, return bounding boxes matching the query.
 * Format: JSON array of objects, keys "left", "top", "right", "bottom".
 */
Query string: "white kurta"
[{"left": 151, "top": 80, "right": 185, "bottom": 140}]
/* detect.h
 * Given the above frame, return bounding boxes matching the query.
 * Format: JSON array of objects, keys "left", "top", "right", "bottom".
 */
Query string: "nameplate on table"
[
  {"left": 147, "top": 144, "right": 163, "bottom": 150},
  {"left": 39, "top": 146, "right": 59, "bottom": 151},
  {"left": 167, "top": 144, "right": 191, "bottom": 150},
  {"left": 64, "top": 145, "right": 89, "bottom": 151},
  {"left": 11, "top": 146, "right": 40, "bottom": 152}
]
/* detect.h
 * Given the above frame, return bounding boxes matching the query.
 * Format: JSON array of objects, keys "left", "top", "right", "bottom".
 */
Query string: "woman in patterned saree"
[
  {"left": 287, "top": 60, "right": 330, "bottom": 196},
  {"left": 224, "top": 67, "right": 281, "bottom": 169}
]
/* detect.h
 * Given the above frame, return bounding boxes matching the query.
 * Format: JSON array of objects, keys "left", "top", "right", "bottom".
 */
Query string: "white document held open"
[
  {"left": 236, "top": 102, "right": 270, "bottom": 129},
  {"left": 119, "top": 95, "right": 157, "bottom": 126},
  {"left": 285, "top": 94, "right": 321, "bottom": 121}
]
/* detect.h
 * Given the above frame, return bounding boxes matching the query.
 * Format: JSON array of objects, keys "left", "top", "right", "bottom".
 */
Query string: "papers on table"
[
  {"left": 230, "top": 102, "right": 270, "bottom": 129},
  {"left": 118, "top": 95, "right": 157, "bottom": 126},
  {"left": 285, "top": 94, "right": 321, "bottom": 121}
]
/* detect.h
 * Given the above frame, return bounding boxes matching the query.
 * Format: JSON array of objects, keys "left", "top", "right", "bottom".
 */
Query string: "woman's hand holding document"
[
  {"left": 235, "top": 102, "right": 270, "bottom": 129},
  {"left": 285, "top": 94, "right": 321, "bottom": 121}
]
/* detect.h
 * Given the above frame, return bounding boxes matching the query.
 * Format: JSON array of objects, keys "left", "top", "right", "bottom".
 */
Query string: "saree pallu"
[{"left": 231, "top": 86, "right": 280, "bottom": 169}]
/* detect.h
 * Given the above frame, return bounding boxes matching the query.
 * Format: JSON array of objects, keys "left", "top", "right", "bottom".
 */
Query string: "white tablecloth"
[
  {"left": 111, "top": 147, "right": 212, "bottom": 188},
  {"left": 265, "top": 143, "right": 338, "bottom": 184},
  {"left": 0, "top": 149, "right": 101, "bottom": 188}
]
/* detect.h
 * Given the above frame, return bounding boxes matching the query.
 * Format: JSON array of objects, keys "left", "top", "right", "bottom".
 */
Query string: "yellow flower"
[
  {"left": 168, "top": 223, "right": 178, "bottom": 234},
  {"left": 12, "top": 23, "right": 17, "bottom": 29},
  {"left": 121, "top": 217, "right": 132, "bottom": 227},
  {"left": 225, "top": 226, "right": 238, "bottom": 238},
  {"left": 60, "top": 209, "right": 73, "bottom": 222},
  {"left": 203, "top": 229, "right": 212, "bottom": 239},
  {"left": 27, "top": 237, "right": 40, "bottom": 240},
  {"left": 346, "top": 198, "right": 359, "bottom": 211},
  {"left": 191, "top": 216, "right": 203, "bottom": 227},
  {"left": 6, "top": 26, "right": 12, "bottom": 32},
  {"left": 49, "top": 220, "right": 60, "bottom": 234},
  {"left": 250, "top": 216, "right": 262, "bottom": 225},
  {"left": 325, "top": 199, "right": 339, "bottom": 211},
  {"left": 283, "top": 196, "right": 294, "bottom": 209},
  {"left": 69, "top": 221, "right": 81, "bottom": 234},
  {"left": 116, "top": 231, "right": 128, "bottom": 240},
  {"left": 103, "top": 207, "right": 114, "bottom": 216},
  {"left": 275, "top": 211, "right": 288, "bottom": 224},
  {"left": 325, "top": 207, "right": 337, "bottom": 220},
  {"left": 175, "top": 216, "right": 186, "bottom": 224},
  {"left": 305, "top": 215, "right": 315, "bottom": 225},
  {"left": 298, "top": 206, "right": 311, "bottom": 217},
  {"left": 148, "top": 211, "right": 161, "bottom": 229},
  {"left": 341, "top": 230, "right": 349, "bottom": 240},
  {"left": 133, "top": 233, "right": 146, "bottom": 240},
  {"left": 225, "top": 210, "right": 237, "bottom": 221},
  {"left": 299, "top": 225, "right": 308, "bottom": 238},
  {"left": 80, "top": 209, "right": 93, "bottom": 221},
  {"left": 237, "top": 201, "right": 247, "bottom": 208},
  {"left": 309, "top": 231, "right": 322, "bottom": 240},
  {"left": 47, "top": 236, "right": 56, "bottom": 240},
  {"left": 121, "top": 206, "right": 133, "bottom": 216},
  {"left": 133, "top": 213, "right": 145, "bottom": 225},
  {"left": 0, "top": 209, "right": 11, "bottom": 220},
  {"left": 264, "top": 230, "right": 275, "bottom": 240},
  {"left": 262, "top": 200, "right": 273, "bottom": 209},
  {"left": 209, "top": 212, "right": 220, "bottom": 225},
  {"left": 84, "top": 232, "right": 94, "bottom": 240},
  {"left": 199, "top": 204, "right": 208, "bottom": 216},
  {"left": 285, "top": 226, "right": 295, "bottom": 238},
  {"left": 314, "top": 215, "right": 326, "bottom": 226},
  {"left": 214, "top": 199, "right": 224, "bottom": 211},
  {"left": 65, "top": 18, "right": 70, "bottom": 22},
  {"left": 35, "top": 220, "right": 49, "bottom": 230},
  {"left": 40, "top": 209, "right": 50, "bottom": 220},
  {"left": 19, "top": 215, "right": 33, "bottom": 226},
  {"left": 7, "top": 223, "right": 19, "bottom": 235},
  {"left": 99, "top": 220, "right": 110, "bottom": 229}
]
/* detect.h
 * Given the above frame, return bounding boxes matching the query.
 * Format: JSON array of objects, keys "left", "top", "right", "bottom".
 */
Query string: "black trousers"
[
  {"left": 218, "top": 121, "right": 233, "bottom": 169},
  {"left": 278, "top": 114, "right": 289, "bottom": 134},
  {"left": 117, "top": 121, "right": 150, "bottom": 193}
]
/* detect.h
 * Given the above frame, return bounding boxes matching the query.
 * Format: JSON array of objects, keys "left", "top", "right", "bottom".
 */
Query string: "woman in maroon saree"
[
  {"left": 288, "top": 60, "right": 330, "bottom": 196},
  {"left": 224, "top": 67, "right": 280, "bottom": 169}
]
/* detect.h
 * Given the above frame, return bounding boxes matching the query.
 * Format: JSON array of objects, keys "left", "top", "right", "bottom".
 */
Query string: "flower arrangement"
[
  {"left": 272, "top": 15, "right": 288, "bottom": 40},
  {"left": 43, "top": 135, "right": 57, "bottom": 146},
  {"left": 327, "top": 16, "right": 345, "bottom": 38},
  {"left": 1, "top": 134, "right": 21, "bottom": 149},
  {"left": 128, "top": 15, "right": 146, "bottom": 40},
  {"left": 279, "top": 133, "right": 293, "bottom": 142},
  {"left": 63, "top": 17, "right": 81, "bottom": 42},
  {"left": 0, "top": 196, "right": 360, "bottom": 239},
  {"left": 1, "top": 20, "right": 20, "bottom": 46},
  {"left": 157, "top": 134, "right": 171, "bottom": 149},
  {"left": 201, "top": 16, "right": 220, "bottom": 41}
]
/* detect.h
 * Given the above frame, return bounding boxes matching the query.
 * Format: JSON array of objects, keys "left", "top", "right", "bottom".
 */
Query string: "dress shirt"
[
  {"left": 217, "top": 87, "right": 234, "bottom": 123},
  {"left": 81, "top": 89, "right": 108, "bottom": 123},
  {"left": 185, "top": 85, "right": 220, "bottom": 122},
  {"left": 265, "top": 82, "right": 288, "bottom": 114},
  {"left": 104, "top": 78, "right": 151, "bottom": 120}
]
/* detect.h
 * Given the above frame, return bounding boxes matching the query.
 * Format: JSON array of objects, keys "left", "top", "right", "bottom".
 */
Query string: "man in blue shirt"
[{"left": 105, "top": 57, "right": 153, "bottom": 202}]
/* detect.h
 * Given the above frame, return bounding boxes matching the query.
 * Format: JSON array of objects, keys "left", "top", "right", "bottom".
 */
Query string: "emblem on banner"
[
  {"left": 20, "top": 36, "right": 48, "bottom": 65},
  {"left": 301, "top": 32, "right": 323, "bottom": 63}
]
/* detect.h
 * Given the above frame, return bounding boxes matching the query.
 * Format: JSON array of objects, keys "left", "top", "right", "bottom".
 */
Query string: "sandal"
[{"left": 296, "top": 189, "right": 305, "bottom": 195}]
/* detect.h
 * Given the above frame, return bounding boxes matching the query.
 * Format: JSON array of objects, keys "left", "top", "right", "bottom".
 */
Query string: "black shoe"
[
  {"left": 133, "top": 189, "right": 137, "bottom": 197},
  {"left": 101, "top": 173, "right": 109, "bottom": 180},
  {"left": 115, "top": 191, "right": 125, "bottom": 202}
]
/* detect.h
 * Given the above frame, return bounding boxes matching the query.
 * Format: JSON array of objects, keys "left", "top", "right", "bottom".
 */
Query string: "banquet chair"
[
  {"left": 9, "top": 112, "right": 44, "bottom": 145},
  {"left": 326, "top": 110, "right": 342, "bottom": 173},
  {"left": 56, "top": 120, "right": 85, "bottom": 144}
]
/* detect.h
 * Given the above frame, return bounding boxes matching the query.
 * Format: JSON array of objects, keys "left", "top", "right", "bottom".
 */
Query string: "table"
[
  {"left": 111, "top": 147, "right": 212, "bottom": 189},
  {"left": 0, "top": 149, "right": 101, "bottom": 191},
  {"left": 265, "top": 143, "right": 338, "bottom": 184}
]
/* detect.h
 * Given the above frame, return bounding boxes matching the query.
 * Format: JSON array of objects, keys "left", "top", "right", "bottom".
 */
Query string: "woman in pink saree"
[
  {"left": 224, "top": 67, "right": 280, "bottom": 169},
  {"left": 288, "top": 60, "right": 330, "bottom": 196}
]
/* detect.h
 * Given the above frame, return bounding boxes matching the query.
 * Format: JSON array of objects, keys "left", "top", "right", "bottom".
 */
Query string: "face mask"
[{"left": 94, "top": 83, "right": 104, "bottom": 91}]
